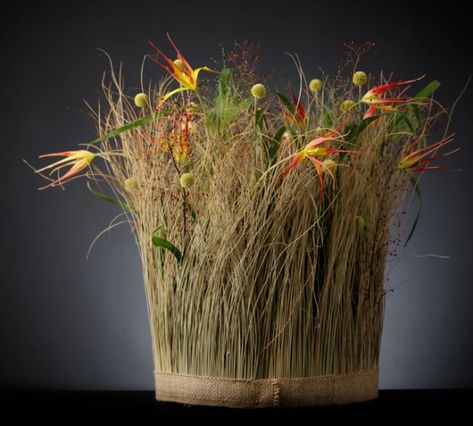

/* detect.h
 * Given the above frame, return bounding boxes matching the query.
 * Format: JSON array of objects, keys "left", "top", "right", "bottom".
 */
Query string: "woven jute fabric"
[{"left": 155, "top": 368, "right": 378, "bottom": 408}]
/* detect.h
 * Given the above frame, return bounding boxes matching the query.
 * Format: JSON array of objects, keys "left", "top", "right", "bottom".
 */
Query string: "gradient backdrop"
[{"left": 1, "top": 0, "right": 472, "bottom": 390}]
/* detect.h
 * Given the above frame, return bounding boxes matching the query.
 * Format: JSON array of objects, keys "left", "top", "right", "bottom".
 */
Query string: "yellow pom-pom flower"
[
  {"left": 341, "top": 100, "right": 356, "bottom": 112},
  {"left": 124, "top": 177, "right": 138, "bottom": 192},
  {"left": 179, "top": 173, "right": 195, "bottom": 188},
  {"left": 186, "top": 102, "right": 199, "bottom": 113},
  {"left": 281, "top": 130, "right": 293, "bottom": 144},
  {"left": 134, "top": 93, "right": 149, "bottom": 108},
  {"left": 322, "top": 159, "right": 338, "bottom": 173},
  {"left": 352, "top": 71, "right": 368, "bottom": 86},
  {"left": 309, "top": 79, "right": 323, "bottom": 92},
  {"left": 251, "top": 83, "right": 267, "bottom": 99},
  {"left": 356, "top": 215, "right": 366, "bottom": 230}
]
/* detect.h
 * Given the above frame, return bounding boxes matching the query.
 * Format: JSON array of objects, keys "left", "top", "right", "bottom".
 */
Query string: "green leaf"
[
  {"left": 218, "top": 68, "right": 233, "bottom": 96},
  {"left": 86, "top": 182, "right": 134, "bottom": 214},
  {"left": 153, "top": 225, "right": 163, "bottom": 234},
  {"left": 404, "top": 175, "right": 422, "bottom": 246},
  {"left": 270, "top": 126, "right": 286, "bottom": 157},
  {"left": 401, "top": 114, "right": 416, "bottom": 134},
  {"left": 414, "top": 80, "right": 441, "bottom": 100},
  {"left": 209, "top": 68, "right": 251, "bottom": 131},
  {"left": 412, "top": 105, "right": 423, "bottom": 128},
  {"left": 275, "top": 92, "right": 295, "bottom": 115},
  {"left": 346, "top": 116, "right": 379, "bottom": 142},
  {"left": 255, "top": 108, "right": 265, "bottom": 131},
  {"left": 86, "top": 114, "right": 156, "bottom": 145},
  {"left": 263, "top": 126, "right": 286, "bottom": 168},
  {"left": 152, "top": 235, "right": 182, "bottom": 262}
]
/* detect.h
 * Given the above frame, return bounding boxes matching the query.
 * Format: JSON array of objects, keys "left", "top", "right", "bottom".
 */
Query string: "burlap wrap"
[{"left": 155, "top": 368, "right": 378, "bottom": 408}]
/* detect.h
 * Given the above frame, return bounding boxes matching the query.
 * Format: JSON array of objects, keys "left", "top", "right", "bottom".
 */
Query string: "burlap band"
[{"left": 155, "top": 368, "right": 378, "bottom": 408}]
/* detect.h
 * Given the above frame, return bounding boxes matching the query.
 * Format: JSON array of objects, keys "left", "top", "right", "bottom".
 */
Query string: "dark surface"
[
  {"left": 1, "top": 0, "right": 473, "bottom": 390},
  {"left": 1, "top": 390, "right": 472, "bottom": 422}
]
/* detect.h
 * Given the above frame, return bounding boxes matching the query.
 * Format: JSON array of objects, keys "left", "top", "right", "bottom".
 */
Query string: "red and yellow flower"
[
  {"left": 398, "top": 135, "right": 458, "bottom": 172},
  {"left": 362, "top": 77, "right": 423, "bottom": 119},
  {"left": 279, "top": 127, "right": 358, "bottom": 202},
  {"left": 149, "top": 35, "right": 213, "bottom": 105},
  {"left": 36, "top": 150, "right": 95, "bottom": 189},
  {"left": 281, "top": 87, "right": 307, "bottom": 126}
]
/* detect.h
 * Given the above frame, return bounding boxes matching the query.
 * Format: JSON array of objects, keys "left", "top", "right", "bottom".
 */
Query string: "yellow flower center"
[
  {"left": 174, "top": 59, "right": 185, "bottom": 72},
  {"left": 304, "top": 146, "right": 329, "bottom": 157},
  {"left": 398, "top": 155, "right": 419, "bottom": 170}
]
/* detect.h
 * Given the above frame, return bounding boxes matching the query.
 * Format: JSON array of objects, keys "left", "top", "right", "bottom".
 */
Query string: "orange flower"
[
  {"left": 35, "top": 150, "right": 95, "bottom": 189},
  {"left": 398, "top": 135, "right": 458, "bottom": 172},
  {"left": 362, "top": 77, "right": 423, "bottom": 119},
  {"left": 281, "top": 86, "right": 307, "bottom": 126},
  {"left": 149, "top": 35, "right": 213, "bottom": 105},
  {"left": 279, "top": 126, "right": 359, "bottom": 202}
]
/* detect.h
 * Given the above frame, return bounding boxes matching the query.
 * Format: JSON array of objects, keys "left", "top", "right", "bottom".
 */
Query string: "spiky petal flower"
[
  {"left": 361, "top": 77, "right": 423, "bottom": 119},
  {"left": 361, "top": 77, "right": 423, "bottom": 106},
  {"left": 149, "top": 34, "right": 213, "bottom": 104},
  {"left": 279, "top": 127, "right": 359, "bottom": 202},
  {"left": 398, "top": 135, "right": 458, "bottom": 172},
  {"left": 36, "top": 150, "right": 95, "bottom": 189}
]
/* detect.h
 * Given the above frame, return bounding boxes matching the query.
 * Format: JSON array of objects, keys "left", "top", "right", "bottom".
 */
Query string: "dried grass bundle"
[{"left": 32, "top": 39, "right": 457, "bottom": 394}]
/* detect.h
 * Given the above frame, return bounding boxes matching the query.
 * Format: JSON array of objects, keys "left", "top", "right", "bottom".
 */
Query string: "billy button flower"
[
  {"left": 179, "top": 173, "right": 195, "bottom": 188},
  {"left": 341, "top": 100, "right": 357, "bottom": 112},
  {"left": 134, "top": 92, "right": 149, "bottom": 107},
  {"left": 352, "top": 71, "right": 368, "bottom": 86},
  {"left": 149, "top": 34, "right": 213, "bottom": 105},
  {"left": 251, "top": 83, "right": 267, "bottom": 99},
  {"left": 124, "top": 177, "right": 138, "bottom": 192},
  {"left": 35, "top": 150, "right": 96, "bottom": 189},
  {"left": 309, "top": 79, "right": 323, "bottom": 93},
  {"left": 322, "top": 159, "right": 338, "bottom": 173}
]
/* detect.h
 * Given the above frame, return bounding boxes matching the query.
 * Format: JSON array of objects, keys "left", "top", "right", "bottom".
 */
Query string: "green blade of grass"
[
  {"left": 87, "top": 182, "right": 134, "bottom": 214},
  {"left": 152, "top": 235, "right": 182, "bottom": 262},
  {"left": 404, "top": 175, "right": 422, "bottom": 246},
  {"left": 86, "top": 113, "right": 156, "bottom": 145}
]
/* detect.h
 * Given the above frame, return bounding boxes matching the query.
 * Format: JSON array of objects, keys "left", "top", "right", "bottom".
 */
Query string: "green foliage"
[
  {"left": 255, "top": 108, "right": 265, "bottom": 131},
  {"left": 86, "top": 114, "right": 156, "bottom": 145},
  {"left": 209, "top": 68, "right": 251, "bottom": 132},
  {"left": 86, "top": 182, "right": 133, "bottom": 213},
  {"left": 152, "top": 225, "right": 182, "bottom": 262},
  {"left": 414, "top": 80, "right": 441, "bottom": 100},
  {"left": 263, "top": 126, "right": 286, "bottom": 168},
  {"left": 345, "top": 116, "right": 380, "bottom": 143},
  {"left": 404, "top": 175, "right": 422, "bottom": 246}
]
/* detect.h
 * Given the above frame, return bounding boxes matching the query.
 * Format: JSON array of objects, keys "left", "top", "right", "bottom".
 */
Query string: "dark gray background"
[{"left": 1, "top": 0, "right": 472, "bottom": 390}]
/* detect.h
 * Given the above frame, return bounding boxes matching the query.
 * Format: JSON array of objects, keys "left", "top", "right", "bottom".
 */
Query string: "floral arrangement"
[{"left": 32, "top": 36, "right": 457, "bottom": 407}]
